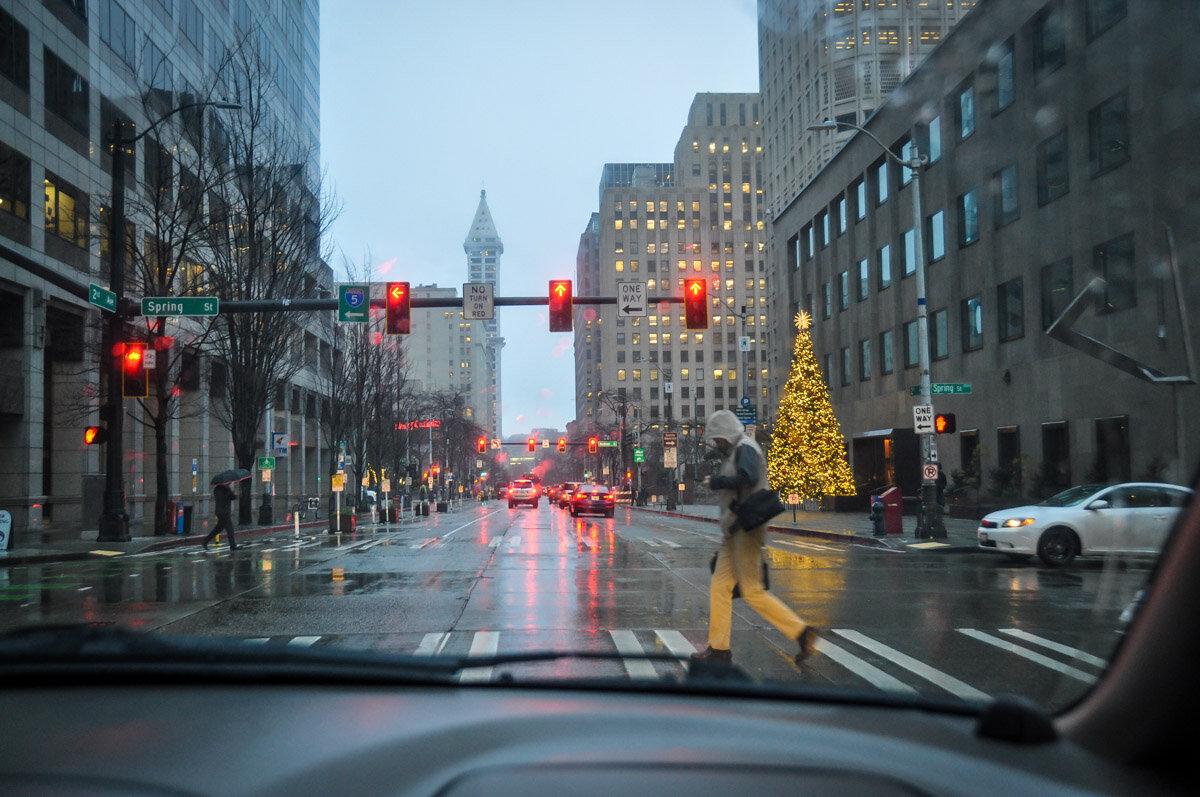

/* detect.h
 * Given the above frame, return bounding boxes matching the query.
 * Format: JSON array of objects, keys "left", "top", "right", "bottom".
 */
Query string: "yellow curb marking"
[
  {"left": 88, "top": 550, "right": 126, "bottom": 557},
  {"left": 907, "top": 542, "right": 950, "bottom": 550}
]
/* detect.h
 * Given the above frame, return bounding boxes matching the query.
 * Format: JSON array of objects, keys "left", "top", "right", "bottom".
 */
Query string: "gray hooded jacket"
[{"left": 705, "top": 410, "right": 769, "bottom": 534}]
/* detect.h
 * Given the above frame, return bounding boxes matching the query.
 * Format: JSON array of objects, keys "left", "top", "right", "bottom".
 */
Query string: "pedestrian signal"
[
  {"left": 121, "top": 342, "right": 148, "bottom": 398},
  {"left": 684, "top": 278, "right": 707, "bottom": 329},
  {"left": 548, "top": 279, "right": 572, "bottom": 332},
  {"left": 84, "top": 426, "right": 107, "bottom": 445},
  {"left": 934, "top": 413, "right": 957, "bottom": 434},
  {"left": 386, "top": 281, "right": 411, "bottom": 334}
]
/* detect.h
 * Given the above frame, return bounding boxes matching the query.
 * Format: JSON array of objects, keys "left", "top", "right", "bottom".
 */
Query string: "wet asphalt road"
[{"left": 0, "top": 503, "right": 1153, "bottom": 709}]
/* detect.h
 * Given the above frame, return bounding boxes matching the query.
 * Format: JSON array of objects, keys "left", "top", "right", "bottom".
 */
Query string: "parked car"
[
  {"left": 571, "top": 484, "right": 616, "bottom": 518},
  {"left": 557, "top": 482, "right": 582, "bottom": 509},
  {"left": 977, "top": 482, "right": 1193, "bottom": 567},
  {"left": 508, "top": 479, "right": 540, "bottom": 509}
]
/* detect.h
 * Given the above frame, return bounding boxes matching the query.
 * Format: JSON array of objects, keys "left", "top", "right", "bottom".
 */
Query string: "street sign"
[
  {"left": 142, "top": 296, "right": 220, "bottom": 316},
  {"left": 258, "top": 457, "right": 275, "bottom": 470},
  {"left": 598, "top": 440, "right": 618, "bottom": 448},
  {"left": 491, "top": 438, "right": 501, "bottom": 450},
  {"left": 740, "top": 396, "right": 751, "bottom": 408},
  {"left": 663, "top": 449, "right": 678, "bottom": 468},
  {"left": 664, "top": 381, "right": 673, "bottom": 394},
  {"left": 542, "top": 439, "right": 550, "bottom": 448},
  {"left": 89, "top": 283, "right": 116, "bottom": 313},
  {"left": 662, "top": 432, "right": 678, "bottom": 448},
  {"left": 261, "top": 469, "right": 271, "bottom": 483},
  {"left": 381, "top": 479, "right": 391, "bottom": 493},
  {"left": 923, "top": 464, "right": 940, "bottom": 480},
  {"left": 634, "top": 448, "right": 645, "bottom": 463},
  {"left": 191, "top": 458, "right": 198, "bottom": 475},
  {"left": 738, "top": 335, "right": 752, "bottom": 352},
  {"left": 331, "top": 473, "right": 345, "bottom": 492},
  {"left": 143, "top": 349, "right": 157, "bottom": 369},
  {"left": 272, "top": 432, "right": 288, "bottom": 456},
  {"left": 338, "top": 284, "right": 369, "bottom": 322},
  {"left": 617, "top": 281, "right": 646, "bottom": 317},
  {"left": 910, "top": 382, "right": 973, "bottom": 396},
  {"left": 733, "top": 407, "right": 756, "bottom": 423},
  {"left": 913, "top": 404, "right": 934, "bottom": 434},
  {"left": 787, "top": 493, "right": 801, "bottom": 505},
  {"left": 463, "top": 282, "right": 494, "bottom": 320}
]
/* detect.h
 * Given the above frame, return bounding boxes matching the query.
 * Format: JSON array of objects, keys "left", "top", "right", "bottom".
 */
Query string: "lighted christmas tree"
[{"left": 767, "top": 311, "right": 856, "bottom": 501}]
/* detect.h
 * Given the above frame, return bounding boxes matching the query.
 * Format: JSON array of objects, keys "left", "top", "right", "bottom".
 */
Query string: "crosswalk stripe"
[
  {"left": 644, "top": 538, "right": 662, "bottom": 547},
  {"left": 287, "top": 636, "right": 322, "bottom": 647},
  {"left": 609, "top": 630, "right": 659, "bottom": 679},
  {"left": 655, "top": 538, "right": 681, "bottom": 549},
  {"left": 958, "top": 629, "right": 1097, "bottom": 683},
  {"left": 998, "top": 629, "right": 1108, "bottom": 668},
  {"left": 459, "top": 631, "right": 500, "bottom": 682},
  {"left": 414, "top": 632, "right": 449, "bottom": 656},
  {"left": 817, "top": 638, "right": 917, "bottom": 694},
  {"left": 654, "top": 629, "right": 697, "bottom": 660},
  {"left": 243, "top": 638, "right": 270, "bottom": 644},
  {"left": 833, "top": 629, "right": 988, "bottom": 701}
]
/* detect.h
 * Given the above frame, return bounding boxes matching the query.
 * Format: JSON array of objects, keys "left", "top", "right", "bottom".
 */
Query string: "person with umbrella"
[{"left": 203, "top": 469, "right": 248, "bottom": 550}]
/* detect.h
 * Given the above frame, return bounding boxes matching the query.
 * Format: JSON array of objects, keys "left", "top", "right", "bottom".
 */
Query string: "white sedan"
[{"left": 977, "top": 482, "right": 1192, "bottom": 567}]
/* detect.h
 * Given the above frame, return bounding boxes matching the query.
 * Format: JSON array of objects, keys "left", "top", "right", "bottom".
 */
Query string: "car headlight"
[{"left": 1001, "top": 517, "right": 1035, "bottom": 528}]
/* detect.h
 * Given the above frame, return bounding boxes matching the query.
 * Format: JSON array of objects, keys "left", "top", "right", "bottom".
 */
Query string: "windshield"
[{"left": 0, "top": 0, "right": 1196, "bottom": 722}]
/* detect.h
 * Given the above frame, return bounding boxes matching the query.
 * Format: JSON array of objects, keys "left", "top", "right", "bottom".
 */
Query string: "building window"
[
  {"left": 1036, "top": 130, "right": 1069, "bottom": 205},
  {"left": 1086, "top": 0, "right": 1126, "bottom": 41},
  {"left": 931, "top": 309, "right": 949, "bottom": 360},
  {"left": 822, "top": 282, "right": 832, "bottom": 318},
  {"left": 876, "top": 158, "right": 889, "bottom": 204},
  {"left": 859, "top": 338, "right": 871, "bottom": 381},
  {"left": 995, "top": 37, "right": 1015, "bottom": 111},
  {"left": 1033, "top": 3, "right": 1068, "bottom": 78},
  {"left": 880, "top": 329, "right": 894, "bottom": 375},
  {"left": 900, "top": 140, "right": 916, "bottom": 186},
  {"left": 994, "top": 163, "right": 1020, "bottom": 226},
  {"left": 1089, "top": 92, "right": 1130, "bottom": 176},
  {"left": 926, "top": 115, "right": 942, "bottom": 163},
  {"left": 822, "top": 354, "right": 833, "bottom": 388},
  {"left": 857, "top": 258, "right": 869, "bottom": 301},
  {"left": 43, "top": 49, "right": 88, "bottom": 134},
  {"left": 854, "top": 179, "right": 866, "bottom": 220},
  {"left": 804, "top": 224, "right": 814, "bottom": 259},
  {"left": 998, "top": 278, "right": 1024, "bottom": 341},
  {"left": 617, "top": 369, "right": 626, "bottom": 381},
  {"left": 0, "top": 8, "right": 30, "bottom": 91},
  {"left": 1094, "top": 233, "right": 1136, "bottom": 312},
  {"left": 820, "top": 211, "right": 830, "bottom": 247},
  {"left": 961, "top": 296, "right": 983, "bottom": 351},
  {"left": 44, "top": 173, "right": 87, "bottom": 247},
  {"left": 903, "top": 228, "right": 917, "bottom": 276},
  {"left": 841, "top": 347, "right": 852, "bottom": 386},
  {"left": 958, "top": 83, "right": 975, "bottom": 139},
  {"left": 878, "top": 244, "right": 891, "bottom": 289},
  {"left": 958, "top": 189, "right": 979, "bottom": 246},
  {"left": 926, "top": 210, "right": 945, "bottom": 262},
  {"left": 181, "top": 0, "right": 203, "bottom": 48},
  {"left": 0, "top": 141, "right": 30, "bottom": 220},
  {"left": 1040, "top": 258, "right": 1074, "bottom": 329},
  {"left": 903, "top": 321, "right": 919, "bottom": 368},
  {"left": 839, "top": 271, "right": 850, "bottom": 310}
]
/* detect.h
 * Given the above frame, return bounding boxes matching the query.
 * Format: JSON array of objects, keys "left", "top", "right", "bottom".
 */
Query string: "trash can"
[{"left": 880, "top": 486, "right": 904, "bottom": 535}]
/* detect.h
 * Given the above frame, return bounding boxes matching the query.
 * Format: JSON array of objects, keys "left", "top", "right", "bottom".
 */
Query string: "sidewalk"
[{"left": 635, "top": 503, "right": 980, "bottom": 552}]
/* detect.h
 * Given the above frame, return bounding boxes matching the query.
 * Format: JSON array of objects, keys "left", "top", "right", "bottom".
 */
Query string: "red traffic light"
[
  {"left": 386, "top": 281, "right": 411, "bottom": 334},
  {"left": 587, "top": 437, "right": 598, "bottom": 454},
  {"left": 527, "top": 437, "right": 536, "bottom": 452},
  {"left": 557, "top": 437, "right": 566, "bottom": 453},
  {"left": 84, "top": 426, "right": 106, "bottom": 445},
  {"left": 934, "top": 413, "right": 957, "bottom": 434},
  {"left": 477, "top": 437, "right": 487, "bottom": 454},
  {"left": 548, "top": 279, "right": 572, "bottom": 332},
  {"left": 122, "top": 342, "right": 148, "bottom": 398},
  {"left": 684, "top": 278, "right": 708, "bottom": 329}
]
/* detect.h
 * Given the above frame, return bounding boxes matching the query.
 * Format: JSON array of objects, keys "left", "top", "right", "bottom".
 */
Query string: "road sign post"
[
  {"left": 617, "top": 281, "right": 646, "bottom": 317},
  {"left": 142, "top": 296, "right": 219, "bottom": 316},
  {"left": 463, "top": 282, "right": 495, "bottom": 320},
  {"left": 910, "top": 383, "right": 972, "bottom": 396},
  {"left": 913, "top": 405, "right": 934, "bottom": 434},
  {"left": 338, "top": 284, "right": 369, "bottom": 322},
  {"left": 89, "top": 283, "right": 116, "bottom": 313}
]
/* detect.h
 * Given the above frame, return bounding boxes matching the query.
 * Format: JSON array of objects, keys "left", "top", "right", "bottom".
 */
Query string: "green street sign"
[
  {"left": 634, "top": 448, "right": 645, "bottom": 463},
  {"left": 142, "top": 296, "right": 219, "bottom": 316},
  {"left": 598, "top": 440, "right": 618, "bottom": 448},
  {"left": 89, "top": 283, "right": 116, "bottom": 313},
  {"left": 258, "top": 457, "right": 275, "bottom": 470},
  {"left": 338, "top": 284, "right": 369, "bottom": 322},
  {"left": 910, "top": 382, "right": 973, "bottom": 396}
]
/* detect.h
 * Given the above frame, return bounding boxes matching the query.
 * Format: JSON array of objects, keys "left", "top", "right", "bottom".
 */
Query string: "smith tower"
[{"left": 463, "top": 190, "right": 504, "bottom": 438}]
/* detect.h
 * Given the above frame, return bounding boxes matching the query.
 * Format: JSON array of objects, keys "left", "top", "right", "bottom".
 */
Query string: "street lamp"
[
  {"left": 98, "top": 100, "right": 240, "bottom": 542},
  {"left": 808, "top": 119, "right": 945, "bottom": 538}
]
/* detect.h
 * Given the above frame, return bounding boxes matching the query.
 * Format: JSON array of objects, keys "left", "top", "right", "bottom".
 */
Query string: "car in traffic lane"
[
  {"left": 570, "top": 484, "right": 615, "bottom": 518},
  {"left": 557, "top": 482, "right": 582, "bottom": 509},
  {"left": 977, "top": 482, "right": 1193, "bottom": 567},
  {"left": 508, "top": 479, "right": 540, "bottom": 508}
]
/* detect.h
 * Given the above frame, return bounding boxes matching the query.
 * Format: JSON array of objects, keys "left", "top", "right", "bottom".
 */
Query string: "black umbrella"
[{"left": 210, "top": 468, "right": 251, "bottom": 486}]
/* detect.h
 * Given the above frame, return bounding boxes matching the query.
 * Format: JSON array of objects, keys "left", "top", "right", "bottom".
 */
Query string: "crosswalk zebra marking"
[
  {"left": 609, "top": 630, "right": 659, "bottom": 679},
  {"left": 833, "top": 629, "right": 988, "bottom": 701},
  {"left": 459, "top": 630, "right": 500, "bottom": 683},
  {"left": 286, "top": 636, "right": 322, "bottom": 648},
  {"left": 816, "top": 638, "right": 917, "bottom": 694},
  {"left": 958, "top": 629, "right": 1097, "bottom": 683},
  {"left": 998, "top": 629, "right": 1108, "bottom": 669},
  {"left": 414, "top": 632, "right": 449, "bottom": 656},
  {"left": 654, "top": 629, "right": 697, "bottom": 660}
]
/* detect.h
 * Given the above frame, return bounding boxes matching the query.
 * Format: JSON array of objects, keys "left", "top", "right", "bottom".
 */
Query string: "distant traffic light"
[
  {"left": 527, "top": 437, "right": 536, "bottom": 452},
  {"left": 386, "top": 281, "right": 411, "bottom": 334},
  {"left": 934, "top": 413, "right": 957, "bottom": 434},
  {"left": 84, "top": 426, "right": 107, "bottom": 445},
  {"left": 557, "top": 437, "right": 566, "bottom": 453},
  {"left": 588, "top": 437, "right": 598, "bottom": 454},
  {"left": 121, "top": 342, "right": 147, "bottom": 398},
  {"left": 684, "top": 278, "right": 707, "bottom": 329},
  {"left": 548, "top": 279, "right": 572, "bottom": 332},
  {"left": 432, "top": 464, "right": 440, "bottom": 480},
  {"left": 477, "top": 437, "right": 487, "bottom": 454}
]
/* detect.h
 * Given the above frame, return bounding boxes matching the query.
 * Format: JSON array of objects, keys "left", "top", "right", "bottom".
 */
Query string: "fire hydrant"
[{"left": 869, "top": 495, "right": 886, "bottom": 537}]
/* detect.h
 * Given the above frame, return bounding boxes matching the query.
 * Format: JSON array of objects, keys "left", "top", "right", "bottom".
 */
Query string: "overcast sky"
[{"left": 320, "top": 1, "right": 759, "bottom": 435}]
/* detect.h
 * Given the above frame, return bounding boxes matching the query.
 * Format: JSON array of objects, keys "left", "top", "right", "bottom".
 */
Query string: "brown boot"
[
  {"left": 795, "top": 626, "right": 818, "bottom": 663},
  {"left": 690, "top": 646, "right": 732, "bottom": 662}
]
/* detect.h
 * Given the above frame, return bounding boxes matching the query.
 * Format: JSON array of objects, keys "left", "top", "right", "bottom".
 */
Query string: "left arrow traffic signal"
[
  {"left": 386, "top": 281, "right": 411, "bottom": 334},
  {"left": 548, "top": 279, "right": 572, "bottom": 332},
  {"left": 121, "top": 342, "right": 147, "bottom": 398}
]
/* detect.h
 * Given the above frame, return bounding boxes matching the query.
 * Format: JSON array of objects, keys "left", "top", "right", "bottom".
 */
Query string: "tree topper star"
[{"left": 794, "top": 310, "right": 812, "bottom": 331}]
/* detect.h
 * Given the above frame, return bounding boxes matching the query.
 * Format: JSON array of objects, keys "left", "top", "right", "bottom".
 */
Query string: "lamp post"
[
  {"left": 98, "top": 101, "right": 240, "bottom": 542},
  {"left": 808, "top": 119, "right": 945, "bottom": 538}
]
